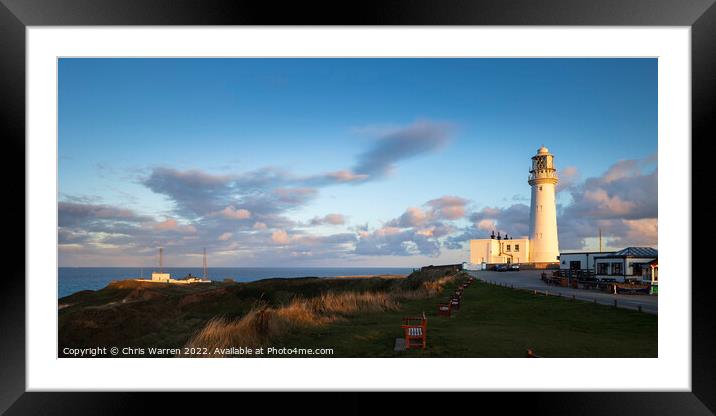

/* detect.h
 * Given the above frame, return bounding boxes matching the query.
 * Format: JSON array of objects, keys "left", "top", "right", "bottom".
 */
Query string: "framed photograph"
[{"left": 2, "top": 0, "right": 712, "bottom": 413}]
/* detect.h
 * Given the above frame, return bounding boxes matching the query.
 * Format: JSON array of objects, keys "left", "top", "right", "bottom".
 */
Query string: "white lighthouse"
[
  {"left": 527, "top": 146, "right": 560, "bottom": 265},
  {"left": 468, "top": 146, "right": 561, "bottom": 268}
]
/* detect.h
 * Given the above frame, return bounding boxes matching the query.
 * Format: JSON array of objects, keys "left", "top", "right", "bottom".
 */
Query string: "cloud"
[
  {"left": 152, "top": 218, "right": 197, "bottom": 234},
  {"left": 557, "top": 166, "right": 580, "bottom": 192},
  {"left": 58, "top": 201, "right": 152, "bottom": 227},
  {"left": 358, "top": 194, "right": 467, "bottom": 257},
  {"left": 426, "top": 195, "right": 468, "bottom": 220},
  {"left": 355, "top": 226, "right": 441, "bottom": 257},
  {"left": 217, "top": 206, "right": 252, "bottom": 220},
  {"left": 443, "top": 204, "right": 530, "bottom": 249},
  {"left": 387, "top": 207, "right": 430, "bottom": 228},
  {"left": 352, "top": 120, "right": 452, "bottom": 179},
  {"left": 469, "top": 204, "right": 531, "bottom": 237},
  {"left": 142, "top": 167, "right": 234, "bottom": 218},
  {"left": 475, "top": 219, "right": 496, "bottom": 231},
  {"left": 321, "top": 170, "right": 370, "bottom": 184},
  {"left": 271, "top": 229, "right": 290, "bottom": 245},
  {"left": 309, "top": 213, "right": 347, "bottom": 226},
  {"left": 558, "top": 157, "right": 657, "bottom": 249},
  {"left": 303, "top": 120, "right": 454, "bottom": 187},
  {"left": 273, "top": 187, "right": 318, "bottom": 206},
  {"left": 562, "top": 159, "right": 656, "bottom": 221},
  {"left": 58, "top": 120, "right": 459, "bottom": 266}
]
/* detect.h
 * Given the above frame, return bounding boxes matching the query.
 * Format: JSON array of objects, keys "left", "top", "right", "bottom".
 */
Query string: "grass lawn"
[{"left": 276, "top": 279, "right": 658, "bottom": 358}]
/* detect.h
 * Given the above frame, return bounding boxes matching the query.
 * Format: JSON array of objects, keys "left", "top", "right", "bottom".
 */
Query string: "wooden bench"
[
  {"left": 449, "top": 295, "right": 461, "bottom": 311},
  {"left": 526, "top": 348, "right": 542, "bottom": 358},
  {"left": 401, "top": 312, "right": 427, "bottom": 350},
  {"left": 437, "top": 302, "right": 452, "bottom": 317}
]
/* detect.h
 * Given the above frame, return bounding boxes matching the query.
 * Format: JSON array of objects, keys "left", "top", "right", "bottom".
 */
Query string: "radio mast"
[{"left": 203, "top": 248, "right": 208, "bottom": 279}]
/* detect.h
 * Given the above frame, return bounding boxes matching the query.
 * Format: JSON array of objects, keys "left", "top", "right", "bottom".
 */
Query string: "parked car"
[
  {"left": 494, "top": 264, "right": 509, "bottom": 272},
  {"left": 509, "top": 264, "right": 520, "bottom": 271}
]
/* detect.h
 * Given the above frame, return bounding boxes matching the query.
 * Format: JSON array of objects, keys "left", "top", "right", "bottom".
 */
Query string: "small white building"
[
  {"left": 470, "top": 234, "right": 530, "bottom": 265},
  {"left": 593, "top": 247, "right": 658, "bottom": 282},
  {"left": 151, "top": 272, "right": 171, "bottom": 282},
  {"left": 138, "top": 248, "right": 211, "bottom": 284},
  {"left": 559, "top": 251, "right": 615, "bottom": 271}
]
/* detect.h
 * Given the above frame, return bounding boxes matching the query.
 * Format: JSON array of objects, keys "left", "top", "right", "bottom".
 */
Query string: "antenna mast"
[
  {"left": 159, "top": 247, "right": 163, "bottom": 273},
  {"left": 203, "top": 248, "right": 208, "bottom": 279},
  {"left": 598, "top": 228, "right": 602, "bottom": 253}
]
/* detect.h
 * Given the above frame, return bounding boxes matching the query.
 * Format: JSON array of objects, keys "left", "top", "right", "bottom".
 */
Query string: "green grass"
[
  {"left": 275, "top": 279, "right": 657, "bottom": 357},
  {"left": 59, "top": 273, "right": 657, "bottom": 358}
]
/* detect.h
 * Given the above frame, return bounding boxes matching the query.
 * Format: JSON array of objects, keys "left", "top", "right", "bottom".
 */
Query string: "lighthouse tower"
[{"left": 528, "top": 146, "right": 560, "bottom": 265}]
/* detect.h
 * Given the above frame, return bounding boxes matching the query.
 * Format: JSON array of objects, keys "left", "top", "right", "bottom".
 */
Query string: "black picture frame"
[{"left": 1, "top": 0, "right": 711, "bottom": 414}]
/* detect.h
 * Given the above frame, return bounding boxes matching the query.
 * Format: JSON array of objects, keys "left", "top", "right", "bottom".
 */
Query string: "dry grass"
[{"left": 184, "top": 272, "right": 461, "bottom": 356}]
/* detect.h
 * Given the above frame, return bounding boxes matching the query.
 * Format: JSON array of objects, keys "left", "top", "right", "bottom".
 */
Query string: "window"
[
  {"left": 597, "top": 263, "right": 608, "bottom": 275},
  {"left": 612, "top": 262, "right": 623, "bottom": 275},
  {"left": 506, "top": 244, "right": 511, "bottom": 252},
  {"left": 515, "top": 244, "right": 519, "bottom": 252},
  {"left": 539, "top": 186, "right": 543, "bottom": 191},
  {"left": 632, "top": 263, "right": 644, "bottom": 276},
  {"left": 570, "top": 261, "right": 581, "bottom": 270}
]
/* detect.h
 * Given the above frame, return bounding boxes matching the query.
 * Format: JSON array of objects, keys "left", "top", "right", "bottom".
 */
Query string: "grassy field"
[
  {"left": 58, "top": 270, "right": 657, "bottom": 358},
  {"left": 275, "top": 278, "right": 658, "bottom": 358}
]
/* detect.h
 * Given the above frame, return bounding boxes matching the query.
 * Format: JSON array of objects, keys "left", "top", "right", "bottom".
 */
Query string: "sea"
[{"left": 58, "top": 267, "right": 414, "bottom": 299}]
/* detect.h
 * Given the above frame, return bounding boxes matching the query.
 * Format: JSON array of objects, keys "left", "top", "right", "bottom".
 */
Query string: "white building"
[
  {"left": 139, "top": 248, "right": 211, "bottom": 284},
  {"left": 469, "top": 233, "right": 529, "bottom": 265},
  {"left": 559, "top": 251, "right": 615, "bottom": 271},
  {"left": 470, "top": 146, "right": 560, "bottom": 267},
  {"left": 151, "top": 272, "right": 171, "bottom": 282},
  {"left": 593, "top": 247, "right": 658, "bottom": 282}
]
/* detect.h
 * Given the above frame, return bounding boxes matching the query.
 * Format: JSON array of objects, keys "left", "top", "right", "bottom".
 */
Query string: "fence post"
[
  {"left": 613, "top": 299, "right": 617, "bottom": 308},
  {"left": 572, "top": 294, "right": 576, "bottom": 301},
  {"left": 638, "top": 305, "right": 642, "bottom": 313},
  {"left": 534, "top": 290, "right": 537, "bottom": 295}
]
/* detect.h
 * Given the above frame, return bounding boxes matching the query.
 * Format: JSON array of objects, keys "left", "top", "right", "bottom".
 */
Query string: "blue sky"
[{"left": 58, "top": 58, "right": 657, "bottom": 267}]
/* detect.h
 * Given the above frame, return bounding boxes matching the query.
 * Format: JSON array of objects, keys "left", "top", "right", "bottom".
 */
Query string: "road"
[{"left": 467, "top": 270, "right": 658, "bottom": 314}]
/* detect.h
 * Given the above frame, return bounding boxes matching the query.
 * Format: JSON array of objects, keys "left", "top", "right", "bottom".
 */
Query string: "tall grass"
[{"left": 184, "top": 271, "right": 463, "bottom": 356}]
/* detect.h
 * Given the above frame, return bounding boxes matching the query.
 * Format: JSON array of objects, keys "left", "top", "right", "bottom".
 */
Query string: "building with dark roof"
[
  {"left": 593, "top": 247, "right": 658, "bottom": 282},
  {"left": 559, "top": 251, "right": 616, "bottom": 271}
]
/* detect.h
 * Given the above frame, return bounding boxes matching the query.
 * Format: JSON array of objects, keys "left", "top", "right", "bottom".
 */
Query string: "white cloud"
[
  {"left": 271, "top": 229, "right": 290, "bottom": 245},
  {"left": 219, "top": 206, "right": 252, "bottom": 220}
]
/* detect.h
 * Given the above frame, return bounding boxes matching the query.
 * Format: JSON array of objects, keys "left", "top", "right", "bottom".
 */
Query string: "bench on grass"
[
  {"left": 450, "top": 295, "right": 461, "bottom": 311},
  {"left": 526, "top": 349, "right": 543, "bottom": 358},
  {"left": 401, "top": 312, "right": 427, "bottom": 350},
  {"left": 437, "top": 302, "right": 452, "bottom": 317}
]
